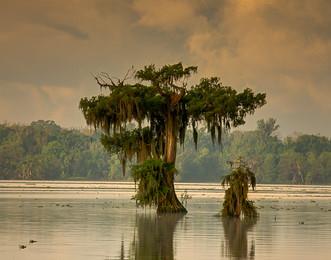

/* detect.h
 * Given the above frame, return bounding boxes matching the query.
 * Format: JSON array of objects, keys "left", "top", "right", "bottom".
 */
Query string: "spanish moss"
[
  {"left": 79, "top": 63, "right": 266, "bottom": 213},
  {"left": 221, "top": 159, "right": 258, "bottom": 218}
]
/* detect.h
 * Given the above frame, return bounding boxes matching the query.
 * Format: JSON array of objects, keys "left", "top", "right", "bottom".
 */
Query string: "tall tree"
[{"left": 79, "top": 63, "right": 266, "bottom": 213}]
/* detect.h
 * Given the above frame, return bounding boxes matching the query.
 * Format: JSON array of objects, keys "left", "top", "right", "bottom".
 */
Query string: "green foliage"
[
  {"left": 1, "top": 118, "right": 331, "bottom": 185},
  {"left": 219, "top": 119, "right": 331, "bottom": 184},
  {"left": 135, "top": 63, "right": 198, "bottom": 90},
  {"left": 100, "top": 127, "right": 163, "bottom": 175},
  {"left": 132, "top": 159, "right": 176, "bottom": 207},
  {"left": 186, "top": 78, "right": 266, "bottom": 146},
  {"left": 257, "top": 118, "right": 279, "bottom": 139},
  {"left": 288, "top": 134, "right": 331, "bottom": 155},
  {"left": 79, "top": 63, "right": 266, "bottom": 169},
  {"left": 176, "top": 128, "right": 224, "bottom": 182},
  {"left": 222, "top": 160, "right": 257, "bottom": 218},
  {"left": 0, "top": 121, "right": 112, "bottom": 180}
]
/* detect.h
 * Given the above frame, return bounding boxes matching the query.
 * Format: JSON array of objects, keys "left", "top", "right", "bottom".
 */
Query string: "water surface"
[{"left": 1, "top": 181, "right": 331, "bottom": 259}]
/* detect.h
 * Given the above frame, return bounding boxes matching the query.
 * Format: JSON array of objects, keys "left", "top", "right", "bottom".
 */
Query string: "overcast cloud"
[{"left": 1, "top": 0, "right": 331, "bottom": 136}]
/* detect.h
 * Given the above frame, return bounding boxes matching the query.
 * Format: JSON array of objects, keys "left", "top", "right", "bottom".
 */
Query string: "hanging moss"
[
  {"left": 132, "top": 159, "right": 176, "bottom": 207},
  {"left": 79, "top": 63, "right": 266, "bottom": 213},
  {"left": 79, "top": 65, "right": 266, "bottom": 165},
  {"left": 221, "top": 160, "right": 257, "bottom": 218},
  {"left": 186, "top": 77, "right": 266, "bottom": 149}
]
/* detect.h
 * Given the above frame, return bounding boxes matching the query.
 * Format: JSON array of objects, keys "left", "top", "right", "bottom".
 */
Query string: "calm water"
[{"left": 1, "top": 181, "right": 331, "bottom": 260}]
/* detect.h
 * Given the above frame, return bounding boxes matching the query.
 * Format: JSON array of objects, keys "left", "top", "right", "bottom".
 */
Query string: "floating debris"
[
  {"left": 29, "top": 240, "right": 37, "bottom": 244},
  {"left": 19, "top": 245, "right": 26, "bottom": 249}
]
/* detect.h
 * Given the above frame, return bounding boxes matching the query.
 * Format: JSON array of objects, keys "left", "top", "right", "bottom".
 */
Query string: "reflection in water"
[
  {"left": 119, "top": 213, "right": 183, "bottom": 260},
  {"left": 221, "top": 217, "right": 257, "bottom": 259},
  {"left": 119, "top": 239, "right": 125, "bottom": 260},
  {"left": 2, "top": 185, "right": 331, "bottom": 260}
]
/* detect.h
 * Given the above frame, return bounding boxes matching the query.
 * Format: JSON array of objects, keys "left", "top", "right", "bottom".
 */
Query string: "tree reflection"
[
  {"left": 127, "top": 213, "right": 183, "bottom": 260},
  {"left": 221, "top": 217, "right": 257, "bottom": 259}
]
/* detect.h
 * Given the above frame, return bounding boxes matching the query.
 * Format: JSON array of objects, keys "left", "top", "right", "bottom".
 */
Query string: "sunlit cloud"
[{"left": 0, "top": 0, "right": 330, "bottom": 135}]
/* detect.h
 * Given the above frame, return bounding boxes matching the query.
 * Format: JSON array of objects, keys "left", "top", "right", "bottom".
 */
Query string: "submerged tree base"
[
  {"left": 157, "top": 197, "right": 188, "bottom": 214},
  {"left": 222, "top": 188, "right": 258, "bottom": 218},
  {"left": 132, "top": 159, "right": 187, "bottom": 214}
]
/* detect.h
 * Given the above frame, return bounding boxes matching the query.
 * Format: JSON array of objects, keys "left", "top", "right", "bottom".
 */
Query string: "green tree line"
[
  {"left": 177, "top": 118, "right": 331, "bottom": 184},
  {"left": 0, "top": 120, "right": 111, "bottom": 180},
  {"left": 0, "top": 119, "right": 330, "bottom": 184}
]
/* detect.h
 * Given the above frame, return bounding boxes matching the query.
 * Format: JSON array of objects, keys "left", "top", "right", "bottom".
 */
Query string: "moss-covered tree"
[
  {"left": 222, "top": 159, "right": 258, "bottom": 217},
  {"left": 79, "top": 63, "right": 266, "bottom": 214}
]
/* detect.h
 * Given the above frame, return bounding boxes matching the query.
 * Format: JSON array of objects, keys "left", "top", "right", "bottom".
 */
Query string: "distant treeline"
[
  {"left": 1, "top": 119, "right": 330, "bottom": 184},
  {"left": 0, "top": 120, "right": 112, "bottom": 180}
]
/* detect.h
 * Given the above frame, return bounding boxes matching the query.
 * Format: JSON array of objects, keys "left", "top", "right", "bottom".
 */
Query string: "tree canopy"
[{"left": 79, "top": 63, "right": 266, "bottom": 169}]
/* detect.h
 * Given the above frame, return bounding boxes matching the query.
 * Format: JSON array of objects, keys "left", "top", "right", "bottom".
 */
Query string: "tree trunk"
[
  {"left": 157, "top": 110, "right": 187, "bottom": 214},
  {"left": 157, "top": 170, "right": 187, "bottom": 214}
]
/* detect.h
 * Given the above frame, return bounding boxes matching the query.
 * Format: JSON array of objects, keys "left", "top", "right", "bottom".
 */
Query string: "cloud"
[
  {"left": 36, "top": 18, "right": 89, "bottom": 40},
  {"left": 131, "top": 0, "right": 331, "bottom": 135},
  {"left": 0, "top": 80, "right": 86, "bottom": 127},
  {"left": 0, "top": 0, "right": 331, "bottom": 135},
  {"left": 132, "top": 0, "right": 197, "bottom": 30}
]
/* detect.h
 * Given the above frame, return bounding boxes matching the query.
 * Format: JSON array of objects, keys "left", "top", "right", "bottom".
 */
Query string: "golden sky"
[{"left": 1, "top": 0, "right": 331, "bottom": 136}]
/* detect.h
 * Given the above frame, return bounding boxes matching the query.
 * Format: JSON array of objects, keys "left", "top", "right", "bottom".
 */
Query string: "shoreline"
[{"left": 1, "top": 180, "right": 331, "bottom": 200}]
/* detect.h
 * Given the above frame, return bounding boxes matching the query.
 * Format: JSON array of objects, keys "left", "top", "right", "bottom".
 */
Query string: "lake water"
[{"left": 1, "top": 181, "right": 331, "bottom": 259}]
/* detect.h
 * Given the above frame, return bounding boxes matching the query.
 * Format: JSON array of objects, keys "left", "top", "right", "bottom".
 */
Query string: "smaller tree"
[{"left": 222, "top": 159, "right": 257, "bottom": 218}]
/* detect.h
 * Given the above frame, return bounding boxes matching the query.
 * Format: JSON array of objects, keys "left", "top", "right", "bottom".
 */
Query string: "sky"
[{"left": 1, "top": 0, "right": 331, "bottom": 137}]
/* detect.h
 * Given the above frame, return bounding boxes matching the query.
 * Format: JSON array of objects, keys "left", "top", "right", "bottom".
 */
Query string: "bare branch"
[{"left": 122, "top": 65, "right": 135, "bottom": 82}]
